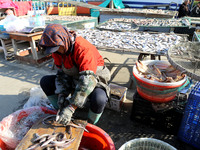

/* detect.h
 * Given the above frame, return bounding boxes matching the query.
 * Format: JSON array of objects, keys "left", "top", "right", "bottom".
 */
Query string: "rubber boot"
[
  {"left": 47, "top": 95, "right": 59, "bottom": 110},
  {"left": 88, "top": 109, "right": 102, "bottom": 125}
]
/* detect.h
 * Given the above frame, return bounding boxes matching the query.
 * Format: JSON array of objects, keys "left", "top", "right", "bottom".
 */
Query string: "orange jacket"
[{"left": 52, "top": 36, "right": 104, "bottom": 74}]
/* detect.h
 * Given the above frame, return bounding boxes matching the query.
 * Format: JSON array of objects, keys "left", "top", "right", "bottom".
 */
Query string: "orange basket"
[{"left": 132, "top": 60, "right": 188, "bottom": 103}]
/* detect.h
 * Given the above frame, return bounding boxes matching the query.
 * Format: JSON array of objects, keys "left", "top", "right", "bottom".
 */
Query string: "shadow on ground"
[{"left": 97, "top": 109, "right": 198, "bottom": 150}]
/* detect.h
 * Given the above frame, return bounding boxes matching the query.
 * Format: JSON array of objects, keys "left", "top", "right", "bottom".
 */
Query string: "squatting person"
[{"left": 39, "top": 24, "right": 111, "bottom": 125}]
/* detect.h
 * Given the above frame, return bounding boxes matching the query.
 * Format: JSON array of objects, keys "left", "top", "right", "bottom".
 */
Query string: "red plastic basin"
[{"left": 0, "top": 107, "right": 115, "bottom": 150}]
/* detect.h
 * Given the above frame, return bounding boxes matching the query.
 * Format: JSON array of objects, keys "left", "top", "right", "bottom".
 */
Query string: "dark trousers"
[{"left": 40, "top": 75, "right": 108, "bottom": 113}]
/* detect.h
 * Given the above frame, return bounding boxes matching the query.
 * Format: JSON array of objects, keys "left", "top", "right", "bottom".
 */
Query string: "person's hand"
[
  {"left": 57, "top": 94, "right": 70, "bottom": 109},
  {"left": 56, "top": 105, "right": 75, "bottom": 126}
]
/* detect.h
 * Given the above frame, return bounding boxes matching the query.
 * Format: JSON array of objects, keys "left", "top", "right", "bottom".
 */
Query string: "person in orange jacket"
[{"left": 39, "top": 24, "right": 110, "bottom": 125}]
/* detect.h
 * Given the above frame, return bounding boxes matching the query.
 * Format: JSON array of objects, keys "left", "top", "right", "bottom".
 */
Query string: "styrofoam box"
[{"left": 106, "top": 83, "right": 128, "bottom": 112}]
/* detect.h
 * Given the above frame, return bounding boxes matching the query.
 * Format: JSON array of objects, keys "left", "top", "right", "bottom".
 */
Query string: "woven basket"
[
  {"left": 132, "top": 60, "right": 188, "bottom": 103},
  {"left": 119, "top": 138, "right": 177, "bottom": 150}
]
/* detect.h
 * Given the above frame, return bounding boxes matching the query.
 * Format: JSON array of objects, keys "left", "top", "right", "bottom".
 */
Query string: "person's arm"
[
  {"left": 56, "top": 40, "right": 99, "bottom": 125},
  {"left": 56, "top": 70, "right": 97, "bottom": 126},
  {"left": 67, "top": 38, "right": 101, "bottom": 107},
  {"left": 69, "top": 70, "right": 97, "bottom": 107}
]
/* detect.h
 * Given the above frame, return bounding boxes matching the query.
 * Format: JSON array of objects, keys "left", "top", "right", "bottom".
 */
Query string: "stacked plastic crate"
[{"left": 178, "top": 82, "right": 200, "bottom": 149}]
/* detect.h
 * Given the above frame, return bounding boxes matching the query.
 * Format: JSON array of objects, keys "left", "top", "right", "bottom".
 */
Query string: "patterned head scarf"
[{"left": 39, "top": 24, "right": 76, "bottom": 54}]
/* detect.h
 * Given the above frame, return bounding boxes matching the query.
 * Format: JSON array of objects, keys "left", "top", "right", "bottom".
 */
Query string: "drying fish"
[
  {"left": 148, "top": 64, "right": 162, "bottom": 78},
  {"left": 26, "top": 142, "right": 41, "bottom": 150},
  {"left": 136, "top": 61, "right": 186, "bottom": 83},
  {"left": 46, "top": 15, "right": 95, "bottom": 22},
  {"left": 27, "top": 132, "right": 75, "bottom": 150},
  {"left": 164, "top": 65, "right": 177, "bottom": 72},
  {"left": 136, "top": 60, "right": 150, "bottom": 74},
  {"left": 40, "top": 134, "right": 57, "bottom": 148},
  {"left": 76, "top": 29, "right": 188, "bottom": 55},
  {"left": 42, "top": 115, "right": 89, "bottom": 132},
  {"left": 97, "top": 21, "right": 133, "bottom": 31},
  {"left": 42, "top": 115, "right": 57, "bottom": 125},
  {"left": 174, "top": 74, "right": 186, "bottom": 82},
  {"left": 66, "top": 125, "right": 72, "bottom": 135},
  {"left": 33, "top": 133, "right": 50, "bottom": 143},
  {"left": 165, "top": 77, "right": 175, "bottom": 82},
  {"left": 101, "top": 18, "right": 190, "bottom": 29},
  {"left": 102, "top": 8, "right": 176, "bottom": 15},
  {"left": 42, "top": 138, "right": 76, "bottom": 149}
]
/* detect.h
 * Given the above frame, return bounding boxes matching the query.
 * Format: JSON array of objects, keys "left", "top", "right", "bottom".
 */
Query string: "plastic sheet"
[
  {"left": 23, "top": 86, "right": 53, "bottom": 109},
  {"left": 0, "top": 106, "right": 45, "bottom": 149},
  {"left": 0, "top": 15, "right": 29, "bottom": 32}
]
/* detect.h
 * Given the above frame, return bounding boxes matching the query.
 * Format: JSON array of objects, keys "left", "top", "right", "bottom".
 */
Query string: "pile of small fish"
[
  {"left": 136, "top": 60, "right": 185, "bottom": 82},
  {"left": 76, "top": 29, "right": 188, "bottom": 54},
  {"left": 106, "top": 18, "right": 190, "bottom": 27},
  {"left": 132, "top": 18, "right": 190, "bottom": 27},
  {"left": 45, "top": 15, "right": 95, "bottom": 22},
  {"left": 97, "top": 21, "right": 133, "bottom": 31},
  {"left": 101, "top": 8, "right": 176, "bottom": 15}
]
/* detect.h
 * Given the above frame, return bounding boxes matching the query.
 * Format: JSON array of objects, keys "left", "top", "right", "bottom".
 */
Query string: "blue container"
[
  {"left": 0, "top": 25, "right": 10, "bottom": 38},
  {"left": 178, "top": 82, "right": 200, "bottom": 149}
]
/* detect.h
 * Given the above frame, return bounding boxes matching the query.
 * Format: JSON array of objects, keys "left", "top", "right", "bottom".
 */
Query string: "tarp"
[
  {"left": 91, "top": 0, "right": 110, "bottom": 17},
  {"left": 14, "top": 1, "right": 32, "bottom": 16},
  {"left": 113, "top": 0, "right": 125, "bottom": 9},
  {"left": 0, "top": 0, "right": 18, "bottom": 9},
  {"left": 91, "top": 0, "right": 125, "bottom": 17}
]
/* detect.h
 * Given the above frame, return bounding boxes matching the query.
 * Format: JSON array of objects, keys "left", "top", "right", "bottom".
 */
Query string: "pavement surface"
[{"left": 0, "top": 46, "right": 197, "bottom": 150}]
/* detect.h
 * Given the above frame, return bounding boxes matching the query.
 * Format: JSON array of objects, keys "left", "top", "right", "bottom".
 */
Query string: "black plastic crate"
[{"left": 130, "top": 92, "right": 187, "bottom": 134}]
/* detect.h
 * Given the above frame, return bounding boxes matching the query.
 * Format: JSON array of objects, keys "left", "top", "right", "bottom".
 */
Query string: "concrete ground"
[
  {"left": 0, "top": 47, "right": 138, "bottom": 120},
  {"left": 0, "top": 46, "right": 197, "bottom": 150}
]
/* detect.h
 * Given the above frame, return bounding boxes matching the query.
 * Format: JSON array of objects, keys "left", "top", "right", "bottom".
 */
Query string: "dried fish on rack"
[
  {"left": 97, "top": 21, "right": 132, "bottom": 31},
  {"left": 45, "top": 15, "right": 96, "bottom": 22},
  {"left": 76, "top": 29, "right": 188, "bottom": 55},
  {"left": 107, "top": 18, "right": 191, "bottom": 27},
  {"left": 101, "top": 8, "right": 176, "bottom": 15}
]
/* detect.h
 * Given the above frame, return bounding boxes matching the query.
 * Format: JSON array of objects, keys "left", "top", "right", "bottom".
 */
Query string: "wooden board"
[{"left": 15, "top": 115, "right": 87, "bottom": 150}]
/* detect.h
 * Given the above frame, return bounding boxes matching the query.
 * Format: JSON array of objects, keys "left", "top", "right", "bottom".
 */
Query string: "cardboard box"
[{"left": 106, "top": 83, "right": 128, "bottom": 112}]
